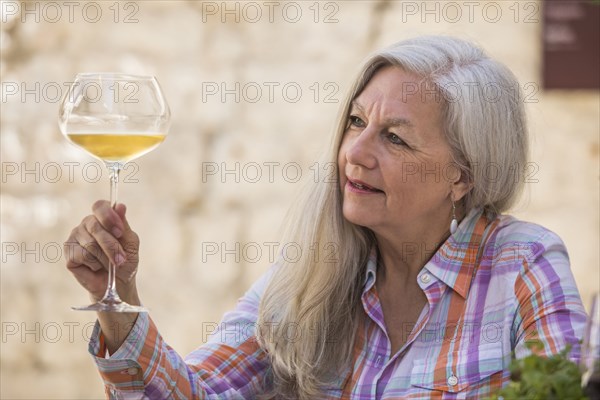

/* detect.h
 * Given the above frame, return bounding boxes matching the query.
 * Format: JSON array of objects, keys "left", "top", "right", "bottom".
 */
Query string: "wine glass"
[
  {"left": 59, "top": 73, "right": 170, "bottom": 312},
  {"left": 581, "top": 293, "right": 600, "bottom": 398}
]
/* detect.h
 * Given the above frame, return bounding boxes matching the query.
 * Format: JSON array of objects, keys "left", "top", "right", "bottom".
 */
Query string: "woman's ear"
[{"left": 451, "top": 167, "right": 473, "bottom": 203}]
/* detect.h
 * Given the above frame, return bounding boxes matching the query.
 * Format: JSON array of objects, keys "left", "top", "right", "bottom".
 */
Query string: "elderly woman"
[{"left": 65, "top": 36, "right": 586, "bottom": 399}]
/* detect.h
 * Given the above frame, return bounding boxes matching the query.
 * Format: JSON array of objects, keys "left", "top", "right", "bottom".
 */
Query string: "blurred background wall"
[{"left": 1, "top": 1, "right": 598, "bottom": 398}]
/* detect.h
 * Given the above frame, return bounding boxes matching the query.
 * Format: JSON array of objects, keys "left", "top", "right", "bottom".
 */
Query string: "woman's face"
[{"left": 338, "top": 66, "right": 464, "bottom": 237}]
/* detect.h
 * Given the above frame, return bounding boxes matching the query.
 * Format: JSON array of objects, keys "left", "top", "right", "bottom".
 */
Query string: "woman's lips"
[{"left": 346, "top": 179, "right": 384, "bottom": 194}]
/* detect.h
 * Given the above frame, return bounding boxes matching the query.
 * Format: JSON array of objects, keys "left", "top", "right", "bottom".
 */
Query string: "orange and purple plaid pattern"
[{"left": 89, "top": 208, "right": 587, "bottom": 399}]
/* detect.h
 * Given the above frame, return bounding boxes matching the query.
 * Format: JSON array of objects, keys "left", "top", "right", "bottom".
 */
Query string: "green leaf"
[{"left": 488, "top": 343, "right": 589, "bottom": 400}]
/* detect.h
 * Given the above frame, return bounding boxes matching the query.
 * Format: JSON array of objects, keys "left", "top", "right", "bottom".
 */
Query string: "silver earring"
[{"left": 450, "top": 200, "right": 458, "bottom": 234}]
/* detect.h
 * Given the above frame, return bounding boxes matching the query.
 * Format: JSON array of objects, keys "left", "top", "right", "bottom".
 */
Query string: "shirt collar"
[
  {"left": 424, "top": 207, "right": 493, "bottom": 298},
  {"left": 363, "top": 247, "right": 378, "bottom": 289},
  {"left": 362, "top": 207, "right": 493, "bottom": 299}
]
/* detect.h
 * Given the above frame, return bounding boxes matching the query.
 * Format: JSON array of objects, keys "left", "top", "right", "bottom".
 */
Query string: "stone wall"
[{"left": 1, "top": 1, "right": 598, "bottom": 398}]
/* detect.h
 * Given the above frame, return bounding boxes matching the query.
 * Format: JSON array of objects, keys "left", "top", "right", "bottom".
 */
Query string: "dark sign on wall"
[{"left": 543, "top": 0, "right": 600, "bottom": 89}]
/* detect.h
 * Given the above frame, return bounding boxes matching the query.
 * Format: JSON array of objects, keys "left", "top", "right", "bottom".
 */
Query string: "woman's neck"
[{"left": 374, "top": 206, "right": 466, "bottom": 286}]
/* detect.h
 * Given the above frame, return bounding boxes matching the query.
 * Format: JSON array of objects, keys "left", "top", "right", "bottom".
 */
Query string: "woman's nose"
[{"left": 346, "top": 127, "right": 378, "bottom": 169}]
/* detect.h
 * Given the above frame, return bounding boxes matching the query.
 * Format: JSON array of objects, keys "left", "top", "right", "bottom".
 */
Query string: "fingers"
[
  {"left": 73, "top": 228, "right": 109, "bottom": 270},
  {"left": 64, "top": 229, "right": 108, "bottom": 300},
  {"left": 64, "top": 201, "right": 142, "bottom": 303},
  {"left": 114, "top": 203, "right": 140, "bottom": 261},
  {"left": 83, "top": 214, "right": 126, "bottom": 266},
  {"left": 64, "top": 224, "right": 109, "bottom": 271},
  {"left": 114, "top": 203, "right": 128, "bottom": 230},
  {"left": 68, "top": 263, "right": 108, "bottom": 300},
  {"left": 65, "top": 200, "right": 140, "bottom": 282},
  {"left": 92, "top": 200, "right": 125, "bottom": 239},
  {"left": 64, "top": 201, "right": 130, "bottom": 271},
  {"left": 114, "top": 203, "right": 138, "bottom": 243}
]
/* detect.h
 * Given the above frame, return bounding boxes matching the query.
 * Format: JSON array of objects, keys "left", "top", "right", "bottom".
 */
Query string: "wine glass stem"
[{"left": 103, "top": 163, "right": 122, "bottom": 304}]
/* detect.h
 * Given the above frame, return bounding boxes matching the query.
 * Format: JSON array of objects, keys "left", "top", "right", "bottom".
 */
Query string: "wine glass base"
[{"left": 72, "top": 299, "right": 147, "bottom": 313}]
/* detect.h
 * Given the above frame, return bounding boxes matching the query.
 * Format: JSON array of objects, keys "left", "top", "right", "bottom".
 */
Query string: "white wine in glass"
[
  {"left": 66, "top": 133, "right": 166, "bottom": 162},
  {"left": 59, "top": 73, "right": 171, "bottom": 312}
]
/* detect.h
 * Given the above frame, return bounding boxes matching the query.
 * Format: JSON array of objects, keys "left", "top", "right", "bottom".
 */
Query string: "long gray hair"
[{"left": 256, "top": 35, "right": 528, "bottom": 399}]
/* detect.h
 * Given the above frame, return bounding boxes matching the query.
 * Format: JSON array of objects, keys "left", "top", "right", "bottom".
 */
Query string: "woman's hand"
[
  {"left": 64, "top": 200, "right": 142, "bottom": 353},
  {"left": 64, "top": 200, "right": 140, "bottom": 304}
]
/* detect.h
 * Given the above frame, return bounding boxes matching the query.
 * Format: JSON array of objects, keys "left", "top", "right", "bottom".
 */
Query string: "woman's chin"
[{"left": 342, "top": 209, "right": 377, "bottom": 229}]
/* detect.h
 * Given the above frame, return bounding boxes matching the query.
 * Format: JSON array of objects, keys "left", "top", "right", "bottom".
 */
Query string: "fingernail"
[
  {"left": 115, "top": 253, "right": 126, "bottom": 266},
  {"left": 112, "top": 228, "right": 122, "bottom": 238}
]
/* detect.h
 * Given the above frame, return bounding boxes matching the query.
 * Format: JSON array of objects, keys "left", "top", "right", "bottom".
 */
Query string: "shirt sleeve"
[
  {"left": 87, "top": 268, "right": 275, "bottom": 399},
  {"left": 512, "top": 230, "right": 588, "bottom": 362}
]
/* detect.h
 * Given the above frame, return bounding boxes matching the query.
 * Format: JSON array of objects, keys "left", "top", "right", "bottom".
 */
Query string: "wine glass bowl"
[
  {"left": 59, "top": 73, "right": 170, "bottom": 312},
  {"left": 59, "top": 73, "right": 170, "bottom": 165}
]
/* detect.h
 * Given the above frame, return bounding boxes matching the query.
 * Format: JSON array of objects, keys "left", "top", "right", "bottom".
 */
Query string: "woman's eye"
[
  {"left": 388, "top": 133, "right": 406, "bottom": 146},
  {"left": 348, "top": 115, "right": 365, "bottom": 127}
]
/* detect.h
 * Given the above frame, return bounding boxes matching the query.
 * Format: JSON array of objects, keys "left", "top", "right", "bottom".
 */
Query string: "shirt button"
[
  {"left": 447, "top": 374, "right": 458, "bottom": 386},
  {"left": 127, "top": 367, "right": 139, "bottom": 376},
  {"left": 420, "top": 273, "right": 431, "bottom": 284}
]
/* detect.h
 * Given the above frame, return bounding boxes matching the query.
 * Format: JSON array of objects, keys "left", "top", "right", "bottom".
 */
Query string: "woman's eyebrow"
[
  {"left": 386, "top": 118, "right": 414, "bottom": 129},
  {"left": 350, "top": 100, "right": 364, "bottom": 113},
  {"left": 351, "top": 100, "right": 414, "bottom": 128},
  {"left": 349, "top": 100, "right": 365, "bottom": 116}
]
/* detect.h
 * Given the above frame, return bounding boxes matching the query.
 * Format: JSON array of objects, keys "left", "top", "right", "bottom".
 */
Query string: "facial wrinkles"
[
  {"left": 364, "top": 104, "right": 446, "bottom": 212},
  {"left": 343, "top": 68, "right": 450, "bottom": 187},
  {"left": 359, "top": 92, "right": 406, "bottom": 135},
  {"left": 337, "top": 66, "right": 464, "bottom": 244},
  {"left": 345, "top": 102, "right": 393, "bottom": 195}
]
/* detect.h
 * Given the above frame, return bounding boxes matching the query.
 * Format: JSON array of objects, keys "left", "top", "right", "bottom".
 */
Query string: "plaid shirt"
[{"left": 89, "top": 208, "right": 587, "bottom": 399}]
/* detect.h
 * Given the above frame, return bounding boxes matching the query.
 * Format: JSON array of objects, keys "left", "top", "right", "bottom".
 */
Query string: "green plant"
[{"left": 489, "top": 341, "right": 588, "bottom": 400}]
